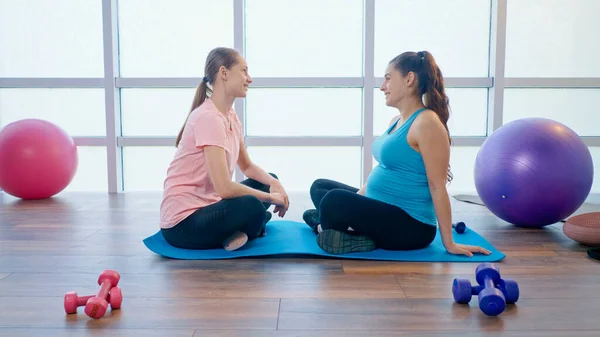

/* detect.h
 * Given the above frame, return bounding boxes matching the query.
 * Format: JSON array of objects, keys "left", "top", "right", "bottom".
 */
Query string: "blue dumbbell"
[
  {"left": 452, "top": 263, "right": 519, "bottom": 316},
  {"left": 453, "top": 221, "right": 466, "bottom": 233}
]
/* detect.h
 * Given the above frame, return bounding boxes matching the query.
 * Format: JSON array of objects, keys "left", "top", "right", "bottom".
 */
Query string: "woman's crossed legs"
[{"left": 304, "top": 179, "right": 436, "bottom": 254}]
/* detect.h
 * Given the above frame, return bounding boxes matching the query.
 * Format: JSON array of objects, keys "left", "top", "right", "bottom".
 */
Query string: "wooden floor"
[{"left": 1, "top": 191, "right": 599, "bottom": 337}]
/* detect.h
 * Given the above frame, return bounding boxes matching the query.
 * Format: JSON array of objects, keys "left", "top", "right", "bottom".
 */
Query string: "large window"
[
  {"left": 120, "top": 88, "right": 197, "bottom": 137},
  {"left": 66, "top": 147, "right": 108, "bottom": 192},
  {"left": 122, "top": 147, "right": 177, "bottom": 191},
  {"left": 505, "top": 0, "right": 600, "bottom": 77},
  {"left": 117, "top": 0, "right": 234, "bottom": 77},
  {"left": 247, "top": 146, "right": 362, "bottom": 192},
  {"left": 0, "top": 0, "right": 104, "bottom": 77},
  {"left": 374, "top": 0, "right": 491, "bottom": 77},
  {"left": 503, "top": 89, "right": 600, "bottom": 137},
  {"left": 2, "top": 1, "right": 599, "bottom": 195},
  {"left": 244, "top": 0, "right": 364, "bottom": 77},
  {"left": 0, "top": 89, "right": 106, "bottom": 137},
  {"left": 447, "top": 146, "right": 481, "bottom": 195},
  {"left": 245, "top": 88, "right": 363, "bottom": 137}
]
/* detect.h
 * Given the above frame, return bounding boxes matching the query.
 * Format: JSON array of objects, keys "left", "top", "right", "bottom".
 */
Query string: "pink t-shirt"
[{"left": 159, "top": 98, "right": 243, "bottom": 229}]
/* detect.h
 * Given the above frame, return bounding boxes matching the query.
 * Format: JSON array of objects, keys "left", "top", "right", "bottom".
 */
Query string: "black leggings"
[
  {"left": 161, "top": 173, "right": 277, "bottom": 250},
  {"left": 310, "top": 178, "right": 437, "bottom": 250}
]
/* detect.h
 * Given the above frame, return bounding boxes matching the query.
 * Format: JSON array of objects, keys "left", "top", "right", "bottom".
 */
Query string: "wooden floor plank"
[
  {"left": 0, "top": 255, "right": 343, "bottom": 275},
  {"left": 479, "top": 243, "right": 557, "bottom": 258},
  {"left": 0, "top": 329, "right": 195, "bottom": 337},
  {"left": 192, "top": 331, "right": 600, "bottom": 337},
  {"left": 395, "top": 273, "right": 600, "bottom": 299},
  {"left": 0, "top": 272, "right": 405, "bottom": 299},
  {"left": 277, "top": 298, "right": 600, "bottom": 331},
  {"left": 82, "top": 229, "right": 163, "bottom": 243},
  {"left": 0, "top": 240, "right": 151, "bottom": 256},
  {"left": 1, "top": 329, "right": 599, "bottom": 337},
  {"left": 342, "top": 251, "right": 598, "bottom": 275},
  {"left": 0, "top": 227, "right": 99, "bottom": 241},
  {"left": 0, "top": 296, "right": 279, "bottom": 330}
]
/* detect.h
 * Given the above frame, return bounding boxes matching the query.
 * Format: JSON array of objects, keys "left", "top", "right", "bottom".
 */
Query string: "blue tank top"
[{"left": 366, "top": 108, "right": 437, "bottom": 226}]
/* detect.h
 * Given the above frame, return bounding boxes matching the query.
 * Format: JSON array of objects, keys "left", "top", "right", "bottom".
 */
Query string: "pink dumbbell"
[
  {"left": 64, "top": 287, "right": 122, "bottom": 314},
  {"left": 84, "top": 270, "right": 121, "bottom": 319}
]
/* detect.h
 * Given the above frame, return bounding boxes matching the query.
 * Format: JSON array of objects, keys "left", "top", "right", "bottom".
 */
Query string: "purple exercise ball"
[{"left": 474, "top": 117, "right": 594, "bottom": 228}]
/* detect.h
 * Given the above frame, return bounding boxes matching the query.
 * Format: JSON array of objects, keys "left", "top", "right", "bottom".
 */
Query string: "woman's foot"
[
  {"left": 223, "top": 231, "right": 248, "bottom": 251},
  {"left": 302, "top": 209, "right": 320, "bottom": 234},
  {"left": 259, "top": 212, "right": 272, "bottom": 237},
  {"left": 316, "top": 229, "right": 376, "bottom": 255},
  {"left": 265, "top": 211, "right": 272, "bottom": 223}
]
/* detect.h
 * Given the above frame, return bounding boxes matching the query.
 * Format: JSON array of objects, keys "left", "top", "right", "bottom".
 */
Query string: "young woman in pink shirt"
[{"left": 160, "top": 47, "right": 289, "bottom": 251}]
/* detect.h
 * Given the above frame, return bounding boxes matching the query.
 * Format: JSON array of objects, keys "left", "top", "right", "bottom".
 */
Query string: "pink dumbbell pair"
[{"left": 64, "top": 269, "right": 122, "bottom": 319}]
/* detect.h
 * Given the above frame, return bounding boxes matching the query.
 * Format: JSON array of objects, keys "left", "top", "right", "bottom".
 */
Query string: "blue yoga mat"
[{"left": 143, "top": 220, "right": 505, "bottom": 262}]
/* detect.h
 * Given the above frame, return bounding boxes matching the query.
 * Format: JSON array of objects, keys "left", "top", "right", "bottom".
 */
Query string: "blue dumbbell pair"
[{"left": 452, "top": 263, "right": 519, "bottom": 316}]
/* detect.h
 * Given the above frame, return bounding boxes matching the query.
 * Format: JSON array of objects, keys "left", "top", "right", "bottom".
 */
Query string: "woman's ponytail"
[{"left": 419, "top": 51, "right": 451, "bottom": 145}]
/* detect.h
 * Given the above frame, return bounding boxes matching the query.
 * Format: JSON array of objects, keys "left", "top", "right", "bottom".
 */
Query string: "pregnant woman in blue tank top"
[{"left": 303, "top": 50, "right": 491, "bottom": 258}]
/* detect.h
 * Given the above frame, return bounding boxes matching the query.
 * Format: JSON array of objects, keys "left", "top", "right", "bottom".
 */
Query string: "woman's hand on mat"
[{"left": 446, "top": 243, "right": 491, "bottom": 257}]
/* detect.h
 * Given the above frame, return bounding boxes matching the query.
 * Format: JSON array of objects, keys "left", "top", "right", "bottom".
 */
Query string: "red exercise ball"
[{"left": 0, "top": 119, "right": 78, "bottom": 200}]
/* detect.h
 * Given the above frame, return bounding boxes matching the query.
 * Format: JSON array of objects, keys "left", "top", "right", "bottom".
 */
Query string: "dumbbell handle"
[
  {"left": 482, "top": 276, "right": 495, "bottom": 291},
  {"left": 75, "top": 295, "right": 94, "bottom": 306},
  {"left": 95, "top": 279, "right": 114, "bottom": 300},
  {"left": 469, "top": 276, "right": 498, "bottom": 295}
]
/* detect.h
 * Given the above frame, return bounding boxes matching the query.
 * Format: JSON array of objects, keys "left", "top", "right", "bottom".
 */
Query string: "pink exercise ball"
[{"left": 0, "top": 119, "right": 78, "bottom": 200}]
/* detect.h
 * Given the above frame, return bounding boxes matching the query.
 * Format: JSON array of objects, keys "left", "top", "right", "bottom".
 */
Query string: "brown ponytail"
[
  {"left": 419, "top": 51, "right": 450, "bottom": 143},
  {"left": 390, "top": 50, "right": 453, "bottom": 183},
  {"left": 175, "top": 47, "right": 240, "bottom": 147}
]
